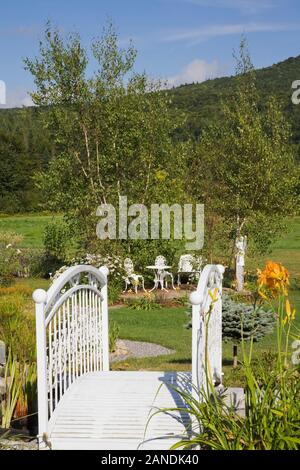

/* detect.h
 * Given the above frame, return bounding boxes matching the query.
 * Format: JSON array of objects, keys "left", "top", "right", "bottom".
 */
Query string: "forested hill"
[
  {"left": 1, "top": 54, "right": 300, "bottom": 212},
  {"left": 0, "top": 107, "right": 53, "bottom": 212},
  {"left": 168, "top": 55, "right": 300, "bottom": 143}
]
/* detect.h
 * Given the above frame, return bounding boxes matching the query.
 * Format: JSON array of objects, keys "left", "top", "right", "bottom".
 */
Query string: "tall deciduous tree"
[
  {"left": 190, "top": 38, "right": 298, "bottom": 263},
  {"left": 24, "top": 22, "right": 188, "bottom": 246}
]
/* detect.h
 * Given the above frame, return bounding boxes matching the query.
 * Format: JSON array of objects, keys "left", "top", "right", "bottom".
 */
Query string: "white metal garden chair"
[
  {"left": 123, "top": 258, "right": 146, "bottom": 294},
  {"left": 177, "top": 254, "right": 203, "bottom": 286},
  {"left": 148, "top": 255, "right": 175, "bottom": 291}
]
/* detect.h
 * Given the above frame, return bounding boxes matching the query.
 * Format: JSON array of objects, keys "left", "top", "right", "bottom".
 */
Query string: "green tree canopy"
[
  {"left": 189, "top": 39, "right": 299, "bottom": 260},
  {"left": 24, "top": 22, "right": 188, "bottom": 247}
]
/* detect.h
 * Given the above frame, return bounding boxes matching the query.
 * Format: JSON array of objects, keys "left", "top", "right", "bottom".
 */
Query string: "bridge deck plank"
[{"left": 48, "top": 371, "right": 192, "bottom": 450}]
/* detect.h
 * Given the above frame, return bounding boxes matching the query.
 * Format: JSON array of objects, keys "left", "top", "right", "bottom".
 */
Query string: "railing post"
[
  {"left": 190, "top": 291, "right": 203, "bottom": 400},
  {"left": 99, "top": 266, "right": 109, "bottom": 371},
  {"left": 33, "top": 288, "right": 48, "bottom": 448}
]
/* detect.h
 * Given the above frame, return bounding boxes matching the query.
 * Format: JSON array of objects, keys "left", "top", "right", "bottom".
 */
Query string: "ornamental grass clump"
[{"left": 1, "top": 351, "right": 37, "bottom": 429}]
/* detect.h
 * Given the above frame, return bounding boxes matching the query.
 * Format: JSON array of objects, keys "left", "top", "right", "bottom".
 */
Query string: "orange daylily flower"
[{"left": 257, "top": 261, "right": 289, "bottom": 298}]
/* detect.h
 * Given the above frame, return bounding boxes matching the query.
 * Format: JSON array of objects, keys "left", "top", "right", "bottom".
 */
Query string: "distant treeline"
[
  {"left": 0, "top": 107, "right": 54, "bottom": 212},
  {"left": 1, "top": 54, "right": 300, "bottom": 213}
]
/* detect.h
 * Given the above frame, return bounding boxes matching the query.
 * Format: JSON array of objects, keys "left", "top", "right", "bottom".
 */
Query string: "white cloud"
[
  {"left": 0, "top": 89, "right": 34, "bottom": 109},
  {"left": 184, "top": 0, "right": 276, "bottom": 14},
  {"left": 163, "top": 22, "right": 300, "bottom": 45},
  {"left": 167, "top": 59, "right": 226, "bottom": 87}
]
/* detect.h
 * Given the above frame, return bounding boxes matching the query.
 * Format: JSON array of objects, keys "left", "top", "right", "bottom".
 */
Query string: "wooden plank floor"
[{"left": 48, "top": 371, "right": 192, "bottom": 450}]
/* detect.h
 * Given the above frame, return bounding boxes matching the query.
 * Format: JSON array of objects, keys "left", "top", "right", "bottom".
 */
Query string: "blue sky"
[{"left": 1, "top": 0, "right": 300, "bottom": 107}]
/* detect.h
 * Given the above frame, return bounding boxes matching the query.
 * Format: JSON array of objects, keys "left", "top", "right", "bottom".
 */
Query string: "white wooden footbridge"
[{"left": 33, "top": 264, "right": 224, "bottom": 450}]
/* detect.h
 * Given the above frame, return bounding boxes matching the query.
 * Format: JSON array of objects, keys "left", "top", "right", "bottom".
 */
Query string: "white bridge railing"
[
  {"left": 190, "top": 264, "right": 224, "bottom": 396},
  {"left": 33, "top": 265, "right": 109, "bottom": 446},
  {"left": 33, "top": 262, "right": 223, "bottom": 447}
]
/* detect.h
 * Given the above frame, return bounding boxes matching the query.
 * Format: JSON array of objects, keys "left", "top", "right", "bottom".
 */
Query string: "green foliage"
[
  {"left": 0, "top": 351, "right": 37, "bottom": 429},
  {"left": 109, "top": 321, "right": 120, "bottom": 353},
  {"left": 189, "top": 40, "right": 298, "bottom": 259},
  {"left": 17, "top": 248, "right": 46, "bottom": 278},
  {"left": 127, "top": 295, "right": 162, "bottom": 311},
  {"left": 0, "top": 231, "right": 23, "bottom": 285},
  {"left": 1, "top": 351, "right": 22, "bottom": 429},
  {"left": 24, "top": 21, "right": 187, "bottom": 249},
  {"left": 43, "top": 220, "right": 70, "bottom": 261},
  {"left": 0, "top": 291, "right": 36, "bottom": 363},
  {"left": 0, "top": 107, "right": 53, "bottom": 213},
  {"left": 108, "top": 282, "right": 122, "bottom": 305},
  {"left": 1, "top": 49, "right": 300, "bottom": 217},
  {"left": 166, "top": 364, "right": 300, "bottom": 450},
  {"left": 0, "top": 214, "right": 60, "bottom": 249},
  {"left": 169, "top": 54, "right": 300, "bottom": 148},
  {"left": 222, "top": 294, "right": 275, "bottom": 344},
  {"left": 185, "top": 294, "right": 275, "bottom": 365}
]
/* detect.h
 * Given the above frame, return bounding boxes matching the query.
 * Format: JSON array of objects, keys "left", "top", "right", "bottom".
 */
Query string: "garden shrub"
[
  {"left": 127, "top": 294, "right": 162, "bottom": 311},
  {"left": 222, "top": 294, "right": 275, "bottom": 366},
  {"left": 0, "top": 231, "right": 23, "bottom": 286},
  {"left": 185, "top": 294, "right": 275, "bottom": 366},
  {"left": 108, "top": 283, "right": 121, "bottom": 305},
  {"left": 44, "top": 220, "right": 71, "bottom": 263},
  {"left": 50, "top": 252, "right": 124, "bottom": 301},
  {"left": 109, "top": 321, "right": 120, "bottom": 353}
]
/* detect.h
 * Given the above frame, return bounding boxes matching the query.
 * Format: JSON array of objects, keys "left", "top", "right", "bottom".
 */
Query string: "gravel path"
[{"left": 110, "top": 339, "right": 174, "bottom": 362}]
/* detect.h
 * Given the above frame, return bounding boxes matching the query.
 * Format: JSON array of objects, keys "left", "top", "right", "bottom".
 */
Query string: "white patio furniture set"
[{"left": 123, "top": 254, "right": 203, "bottom": 292}]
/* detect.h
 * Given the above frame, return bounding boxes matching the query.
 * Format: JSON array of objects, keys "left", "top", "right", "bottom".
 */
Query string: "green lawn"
[
  {"left": 109, "top": 304, "right": 300, "bottom": 386},
  {"left": 0, "top": 213, "right": 61, "bottom": 248},
  {"left": 110, "top": 307, "right": 191, "bottom": 372},
  {"left": 249, "top": 217, "right": 300, "bottom": 278}
]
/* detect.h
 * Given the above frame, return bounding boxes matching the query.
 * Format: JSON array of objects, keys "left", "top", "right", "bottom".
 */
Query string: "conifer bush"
[{"left": 222, "top": 294, "right": 275, "bottom": 367}]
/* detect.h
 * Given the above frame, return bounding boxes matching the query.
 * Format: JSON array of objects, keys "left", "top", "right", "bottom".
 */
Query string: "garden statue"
[{"left": 235, "top": 235, "right": 247, "bottom": 291}]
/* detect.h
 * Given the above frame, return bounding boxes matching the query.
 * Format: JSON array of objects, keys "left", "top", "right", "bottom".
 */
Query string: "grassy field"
[
  {"left": 0, "top": 213, "right": 61, "bottom": 248},
  {"left": 250, "top": 217, "right": 300, "bottom": 278}
]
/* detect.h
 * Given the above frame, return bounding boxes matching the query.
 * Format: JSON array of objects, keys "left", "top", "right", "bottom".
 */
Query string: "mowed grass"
[
  {"left": 109, "top": 307, "right": 191, "bottom": 372},
  {"left": 109, "top": 303, "right": 300, "bottom": 387},
  {"left": 0, "top": 213, "right": 61, "bottom": 248}
]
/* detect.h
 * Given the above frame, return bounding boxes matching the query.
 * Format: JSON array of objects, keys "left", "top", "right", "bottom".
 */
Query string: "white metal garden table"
[{"left": 146, "top": 265, "right": 174, "bottom": 291}]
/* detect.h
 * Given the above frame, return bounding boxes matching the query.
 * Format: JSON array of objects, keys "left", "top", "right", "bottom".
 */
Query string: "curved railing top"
[
  {"left": 189, "top": 264, "right": 225, "bottom": 308},
  {"left": 43, "top": 264, "right": 109, "bottom": 314}
]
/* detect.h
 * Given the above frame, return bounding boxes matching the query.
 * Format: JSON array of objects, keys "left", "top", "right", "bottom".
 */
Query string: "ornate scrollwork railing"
[
  {"left": 189, "top": 264, "right": 225, "bottom": 396},
  {"left": 33, "top": 265, "right": 109, "bottom": 445}
]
